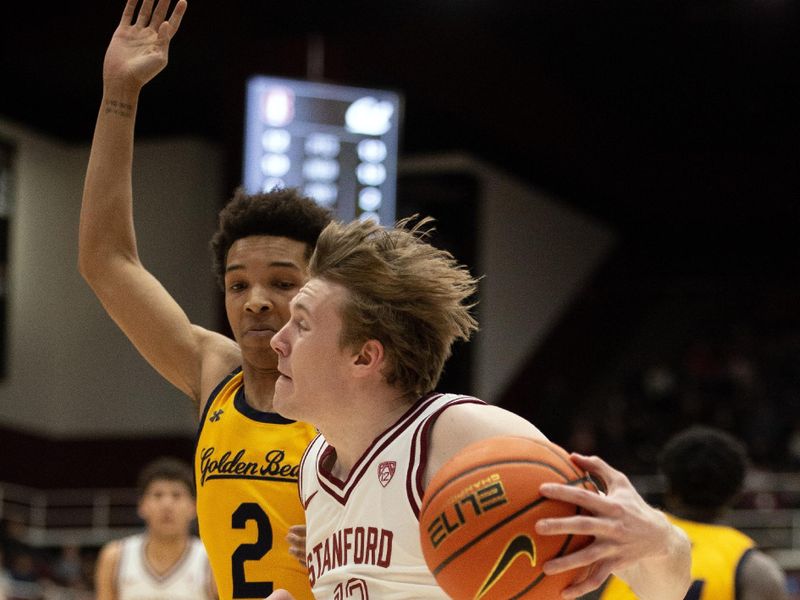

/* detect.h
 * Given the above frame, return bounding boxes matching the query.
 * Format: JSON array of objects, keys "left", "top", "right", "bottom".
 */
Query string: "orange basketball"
[{"left": 419, "top": 436, "right": 598, "bottom": 599}]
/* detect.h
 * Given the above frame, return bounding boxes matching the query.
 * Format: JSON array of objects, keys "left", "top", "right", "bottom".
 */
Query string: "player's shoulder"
[
  {"left": 739, "top": 548, "right": 788, "bottom": 600},
  {"left": 97, "top": 538, "right": 124, "bottom": 567},
  {"left": 432, "top": 400, "right": 541, "bottom": 438},
  {"left": 197, "top": 330, "right": 242, "bottom": 397},
  {"left": 195, "top": 326, "right": 240, "bottom": 366},
  {"left": 424, "top": 399, "right": 546, "bottom": 488}
]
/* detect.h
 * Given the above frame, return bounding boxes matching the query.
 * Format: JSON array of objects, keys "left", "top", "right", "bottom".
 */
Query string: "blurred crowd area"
[
  {"left": 0, "top": 523, "right": 95, "bottom": 600},
  {"left": 562, "top": 283, "right": 800, "bottom": 479}
]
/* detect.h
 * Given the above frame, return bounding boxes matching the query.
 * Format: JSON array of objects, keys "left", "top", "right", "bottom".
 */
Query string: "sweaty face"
[
  {"left": 270, "top": 278, "right": 356, "bottom": 423},
  {"left": 137, "top": 479, "right": 196, "bottom": 539},
  {"left": 224, "top": 235, "right": 309, "bottom": 370}
]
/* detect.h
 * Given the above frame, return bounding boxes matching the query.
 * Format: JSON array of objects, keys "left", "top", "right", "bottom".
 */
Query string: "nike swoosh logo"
[{"left": 477, "top": 534, "right": 537, "bottom": 599}]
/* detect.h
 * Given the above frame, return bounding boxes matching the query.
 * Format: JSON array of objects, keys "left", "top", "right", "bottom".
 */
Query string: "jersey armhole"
[
  {"left": 735, "top": 546, "right": 757, "bottom": 600},
  {"left": 406, "top": 396, "right": 486, "bottom": 518}
]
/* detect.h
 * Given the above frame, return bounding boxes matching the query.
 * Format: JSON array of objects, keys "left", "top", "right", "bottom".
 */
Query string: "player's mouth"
[{"left": 244, "top": 326, "right": 276, "bottom": 337}]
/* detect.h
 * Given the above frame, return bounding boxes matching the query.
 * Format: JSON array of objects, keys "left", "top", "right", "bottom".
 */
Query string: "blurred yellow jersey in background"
[{"left": 600, "top": 513, "right": 754, "bottom": 600}]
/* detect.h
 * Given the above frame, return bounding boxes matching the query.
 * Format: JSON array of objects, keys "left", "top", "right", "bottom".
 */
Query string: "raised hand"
[{"left": 103, "top": 0, "right": 187, "bottom": 89}]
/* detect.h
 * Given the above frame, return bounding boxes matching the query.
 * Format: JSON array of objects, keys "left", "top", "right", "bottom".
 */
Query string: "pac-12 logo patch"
[{"left": 378, "top": 461, "right": 396, "bottom": 487}]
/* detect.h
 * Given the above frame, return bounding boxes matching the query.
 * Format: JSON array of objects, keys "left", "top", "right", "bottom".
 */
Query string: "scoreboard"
[{"left": 243, "top": 76, "right": 402, "bottom": 225}]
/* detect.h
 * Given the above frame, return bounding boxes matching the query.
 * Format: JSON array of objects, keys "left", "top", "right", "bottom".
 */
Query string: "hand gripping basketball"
[{"left": 419, "top": 436, "right": 598, "bottom": 599}]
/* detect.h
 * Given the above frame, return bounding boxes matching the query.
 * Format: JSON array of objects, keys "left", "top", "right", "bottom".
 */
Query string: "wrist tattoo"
[{"left": 104, "top": 99, "right": 134, "bottom": 118}]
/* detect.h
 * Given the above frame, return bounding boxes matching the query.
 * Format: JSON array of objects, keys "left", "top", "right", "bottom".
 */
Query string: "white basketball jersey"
[
  {"left": 299, "top": 393, "right": 484, "bottom": 599},
  {"left": 116, "top": 534, "right": 213, "bottom": 600}
]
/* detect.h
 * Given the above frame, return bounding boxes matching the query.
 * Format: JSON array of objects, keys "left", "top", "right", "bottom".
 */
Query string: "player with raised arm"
[{"left": 79, "top": 2, "right": 330, "bottom": 598}]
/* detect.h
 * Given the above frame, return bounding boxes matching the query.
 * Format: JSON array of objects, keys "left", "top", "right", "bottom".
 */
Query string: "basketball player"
[
  {"left": 94, "top": 457, "right": 216, "bottom": 600},
  {"left": 598, "top": 426, "right": 787, "bottom": 600},
  {"left": 79, "top": 1, "right": 330, "bottom": 598},
  {"left": 265, "top": 217, "right": 691, "bottom": 600}
]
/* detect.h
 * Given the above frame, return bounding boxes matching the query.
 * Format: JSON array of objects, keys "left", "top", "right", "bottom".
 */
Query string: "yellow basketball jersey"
[
  {"left": 195, "top": 367, "right": 316, "bottom": 600},
  {"left": 600, "top": 513, "right": 755, "bottom": 600}
]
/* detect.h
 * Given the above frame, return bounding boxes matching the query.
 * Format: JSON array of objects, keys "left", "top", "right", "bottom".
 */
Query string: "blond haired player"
[{"left": 266, "top": 217, "right": 691, "bottom": 600}]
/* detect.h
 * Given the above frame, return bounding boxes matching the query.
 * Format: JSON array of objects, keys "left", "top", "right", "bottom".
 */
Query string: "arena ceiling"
[{"left": 1, "top": 0, "right": 798, "bottom": 259}]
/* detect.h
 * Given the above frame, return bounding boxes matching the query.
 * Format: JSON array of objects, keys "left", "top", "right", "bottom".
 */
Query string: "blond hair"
[{"left": 309, "top": 216, "right": 479, "bottom": 395}]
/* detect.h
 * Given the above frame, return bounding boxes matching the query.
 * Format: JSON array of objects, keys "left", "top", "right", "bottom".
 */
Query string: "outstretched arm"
[
  {"left": 79, "top": 0, "right": 239, "bottom": 406},
  {"left": 537, "top": 454, "right": 691, "bottom": 600}
]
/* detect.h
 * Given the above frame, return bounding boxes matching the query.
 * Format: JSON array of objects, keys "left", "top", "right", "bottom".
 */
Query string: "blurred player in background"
[
  {"left": 599, "top": 426, "right": 787, "bottom": 600},
  {"left": 79, "top": 1, "right": 330, "bottom": 598},
  {"left": 94, "top": 457, "right": 216, "bottom": 600}
]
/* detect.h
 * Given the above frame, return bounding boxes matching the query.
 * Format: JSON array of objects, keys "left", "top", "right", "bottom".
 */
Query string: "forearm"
[
  {"left": 78, "top": 80, "right": 142, "bottom": 278},
  {"left": 617, "top": 521, "right": 691, "bottom": 600}
]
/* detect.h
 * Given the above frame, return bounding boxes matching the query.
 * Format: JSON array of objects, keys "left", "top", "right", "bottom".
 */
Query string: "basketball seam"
[
  {"left": 531, "top": 442, "right": 600, "bottom": 493},
  {"left": 532, "top": 441, "right": 582, "bottom": 478},
  {"left": 421, "top": 459, "right": 574, "bottom": 513}
]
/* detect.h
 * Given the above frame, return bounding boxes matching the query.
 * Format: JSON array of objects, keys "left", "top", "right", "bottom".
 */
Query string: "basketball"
[{"left": 419, "top": 436, "right": 598, "bottom": 599}]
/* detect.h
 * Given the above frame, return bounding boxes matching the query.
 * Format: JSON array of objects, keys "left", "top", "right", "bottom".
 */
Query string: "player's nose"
[
  {"left": 244, "top": 285, "right": 274, "bottom": 313},
  {"left": 271, "top": 322, "right": 291, "bottom": 356}
]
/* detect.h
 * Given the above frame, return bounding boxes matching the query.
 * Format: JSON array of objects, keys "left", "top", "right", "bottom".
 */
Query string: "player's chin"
[
  {"left": 275, "top": 374, "right": 293, "bottom": 393},
  {"left": 273, "top": 379, "right": 298, "bottom": 418},
  {"left": 241, "top": 343, "right": 280, "bottom": 368}
]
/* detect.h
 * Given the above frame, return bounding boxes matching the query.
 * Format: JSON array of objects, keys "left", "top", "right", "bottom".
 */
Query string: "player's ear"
[{"left": 352, "top": 339, "right": 384, "bottom": 377}]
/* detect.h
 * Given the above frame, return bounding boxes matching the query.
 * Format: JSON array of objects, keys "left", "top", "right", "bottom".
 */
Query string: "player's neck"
[
  {"left": 240, "top": 364, "right": 278, "bottom": 412},
  {"left": 143, "top": 533, "right": 189, "bottom": 574},
  {"left": 323, "top": 388, "right": 416, "bottom": 479},
  {"left": 666, "top": 498, "right": 725, "bottom": 525}
]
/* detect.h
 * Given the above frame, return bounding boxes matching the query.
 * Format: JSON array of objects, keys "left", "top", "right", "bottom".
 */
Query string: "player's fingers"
[
  {"left": 164, "top": 0, "right": 187, "bottom": 38},
  {"left": 119, "top": 0, "right": 139, "bottom": 27},
  {"left": 541, "top": 542, "right": 608, "bottom": 575},
  {"left": 539, "top": 482, "right": 607, "bottom": 514},
  {"left": 569, "top": 454, "right": 626, "bottom": 489},
  {"left": 287, "top": 545, "right": 307, "bottom": 566},
  {"left": 287, "top": 524, "right": 306, "bottom": 536},
  {"left": 264, "top": 590, "right": 295, "bottom": 600},
  {"left": 135, "top": 0, "right": 155, "bottom": 26},
  {"left": 148, "top": 0, "right": 171, "bottom": 29},
  {"left": 559, "top": 561, "right": 613, "bottom": 599},
  {"left": 535, "top": 514, "right": 604, "bottom": 537},
  {"left": 286, "top": 533, "right": 305, "bottom": 548}
]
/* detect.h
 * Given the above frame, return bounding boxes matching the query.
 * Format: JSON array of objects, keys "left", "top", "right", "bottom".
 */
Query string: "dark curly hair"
[
  {"left": 210, "top": 187, "right": 332, "bottom": 289},
  {"left": 659, "top": 426, "right": 748, "bottom": 510},
  {"left": 137, "top": 457, "right": 195, "bottom": 497}
]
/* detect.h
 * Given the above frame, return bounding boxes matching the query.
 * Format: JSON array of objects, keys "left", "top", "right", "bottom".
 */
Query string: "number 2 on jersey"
[{"left": 231, "top": 503, "right": 273, "bottom": 598}]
